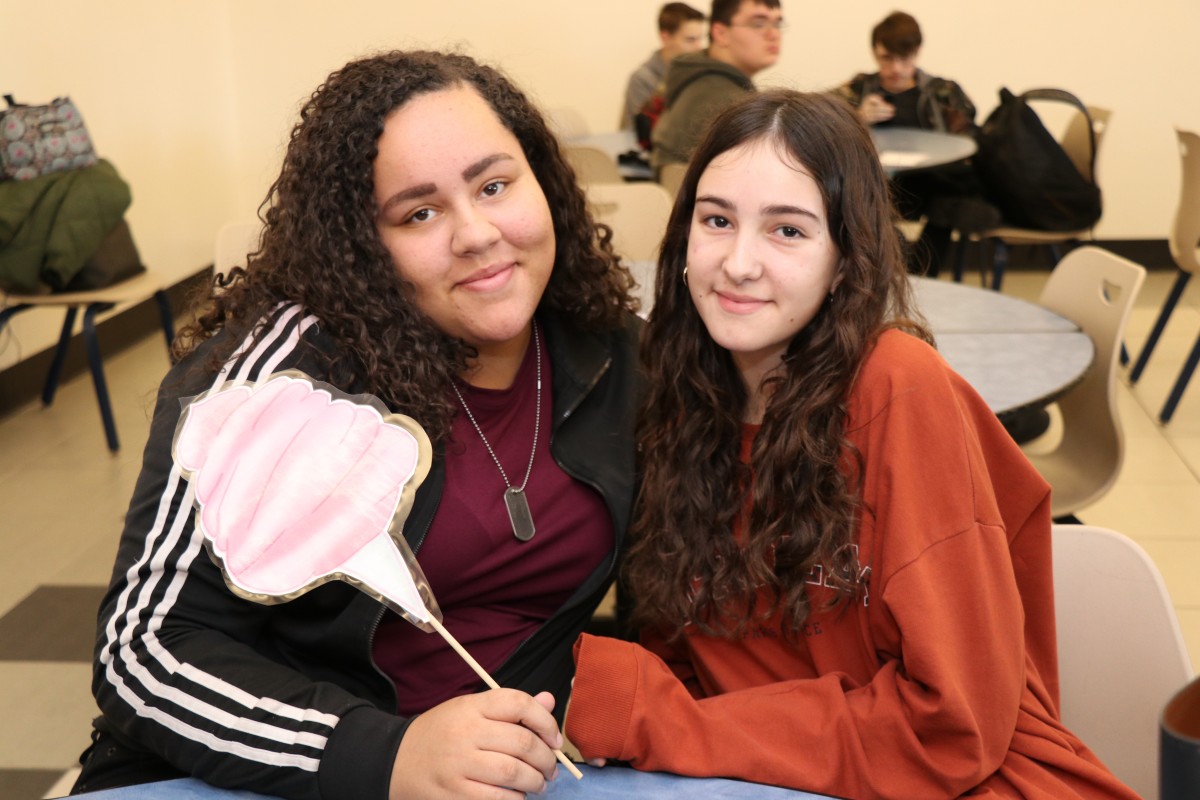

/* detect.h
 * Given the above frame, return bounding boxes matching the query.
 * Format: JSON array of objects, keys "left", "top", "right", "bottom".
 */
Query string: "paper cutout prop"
[
  {"left": 173, "top": 371, "right": 438, "bottom": 629},
  {"left": 172, "top": 371, "right": 582, "bottom": 780}
]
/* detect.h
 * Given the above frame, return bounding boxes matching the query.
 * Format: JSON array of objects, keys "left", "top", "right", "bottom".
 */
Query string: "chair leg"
[
  {"left": 1130, "top": 271, "right": 1191, "bottom": 383},
  {"left": 990, "top": 241, "right": 1009, "bottom": 291},
  {"left": 153, "top": 289, "right": 177, "bottom": 361},
  {"left": 1160, "top": 333, "right": 1200, "bottom": 424},
  {"left": 951, "top": 236, "right": 967, "bottom": 283},
  {"left": 42, "top": 307, "right": 80, "bottom": 406},
  {"left": 81, "top": 303, "right": 120, "bottom": 451}
]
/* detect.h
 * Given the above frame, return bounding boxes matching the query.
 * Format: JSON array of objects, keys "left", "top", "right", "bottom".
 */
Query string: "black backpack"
[{"left": 973, "top": 88, "right": 1103, "bottom": 232}]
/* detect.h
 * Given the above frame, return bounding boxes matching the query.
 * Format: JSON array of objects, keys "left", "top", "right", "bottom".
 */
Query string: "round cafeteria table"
[
  {"left": 59, "top": 766, "right": 834, "bottom": 799},
  {"left": 911, "top": 277, "right": 1094, "bottom": 418},
  {"left": 870, "top": 126, "right": 977, "bottom": 175},
  {"left": 571, "top": 126, "right": 975, "bottom": 184}
]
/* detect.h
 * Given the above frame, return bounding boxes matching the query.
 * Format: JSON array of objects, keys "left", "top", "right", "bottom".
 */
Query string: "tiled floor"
[{"left": 1, "top": 266, "right": 1198, "bottom": 800}]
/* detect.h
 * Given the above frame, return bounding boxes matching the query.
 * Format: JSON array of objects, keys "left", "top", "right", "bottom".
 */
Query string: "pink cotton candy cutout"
[{"left": 173, "top": 372, "right": 438, "bottom": 629}]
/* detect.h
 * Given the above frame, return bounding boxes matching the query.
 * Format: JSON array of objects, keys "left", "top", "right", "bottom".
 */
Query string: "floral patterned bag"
[{"left": 1, "top": 95, "right": 97, "bottom": 181}]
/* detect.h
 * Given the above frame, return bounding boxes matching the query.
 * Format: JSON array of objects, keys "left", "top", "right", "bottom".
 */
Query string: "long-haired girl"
[{"left": 567, "top": 89, "right": 1136, "bottom": 800}]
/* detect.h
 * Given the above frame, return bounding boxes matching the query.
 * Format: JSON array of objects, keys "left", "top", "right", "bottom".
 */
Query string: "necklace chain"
[{"left": 450, "top": 323, "right": 541, "bottom": 495}]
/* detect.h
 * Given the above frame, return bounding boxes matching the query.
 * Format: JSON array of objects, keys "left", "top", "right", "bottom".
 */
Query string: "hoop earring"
[{"left": 682, "top": 266, "right": 689, "bottom": 287}]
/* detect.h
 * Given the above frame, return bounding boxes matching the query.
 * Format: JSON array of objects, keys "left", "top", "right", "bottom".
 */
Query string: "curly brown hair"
[
  {"left": 177, "top": 50, "right": 636, "bottom": 444},
  {"left": 625, "top": 90, "right": 931, "bottom": 639}
]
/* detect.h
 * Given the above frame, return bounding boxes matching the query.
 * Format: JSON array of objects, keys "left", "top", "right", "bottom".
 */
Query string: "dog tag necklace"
[{"left": 450, "top": 323, "right": 541, "bottom": 542}]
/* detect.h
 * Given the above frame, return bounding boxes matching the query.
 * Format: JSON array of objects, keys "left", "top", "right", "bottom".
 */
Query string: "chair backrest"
[
  {"left": 215, "top": 221, "right": 263, "bottom": 274},
  {"left": 545, "top": 107, "right": 589, "bottom": 140},
  {"left": 1029, "top": 246, "right": 1144, "bottom": 514},
  {"left": 1052, "top": 524, "right": 1193, "bottom": 799},
  {"left": 1171, "top": 128, "right": 1200, "bottom": 276},
  {"left": 1061, "top": 105, "right": 1110, "bottom": 182},
  {"left": 564, "top": 145, "right": 623, "bottom": 186},
  {"left": 658, "top": 162, "right": 688, "bottom": 199},
  {"left": 586, "top": 182, "right": 673, "bottom": 263}
]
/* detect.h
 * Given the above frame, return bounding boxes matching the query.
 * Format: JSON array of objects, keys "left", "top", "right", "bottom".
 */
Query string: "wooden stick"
[{"left": 429, "top": 616, "right": 584, "bottom": 780}]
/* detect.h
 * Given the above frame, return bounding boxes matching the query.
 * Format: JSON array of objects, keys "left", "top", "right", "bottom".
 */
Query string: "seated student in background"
[
  {"left": 620, "top": 3, "right": 706, "bottom": 132},
  {"left": 650, "top": 0, "right": 782, "bottom": 175},
  {"left": 73, "top": 50, "right": 642, "bottom": 800},
  {"left": 566, "top": 89, "right": 1139, "bottom": 800},
  {"left": 835, "top": 11, "right": 998, "bottom": 277}
]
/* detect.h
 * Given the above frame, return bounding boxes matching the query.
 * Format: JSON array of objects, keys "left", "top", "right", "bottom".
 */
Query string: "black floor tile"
[
  {"left": 0, "top": 768, "right": 64, "bottom": 800},
  {"left": 0, "top": 585, "right": 106, "bottom": 662}
]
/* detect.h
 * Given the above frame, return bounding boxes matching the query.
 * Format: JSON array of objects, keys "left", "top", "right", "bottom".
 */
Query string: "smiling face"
[
  {"left": 372, "top": 85, "right": 555, "bottom": 367},
  {"left": 686, "top": 138, "right": 839, "bottom": 396}
]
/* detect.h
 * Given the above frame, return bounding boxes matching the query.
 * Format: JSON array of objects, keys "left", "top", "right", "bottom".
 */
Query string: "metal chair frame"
[
  {"left": 0, "top": 272, "right": 175, "bottom": 451},
  {"left": 1128, "top": 128, "right": 1200, "bottom": 423}
]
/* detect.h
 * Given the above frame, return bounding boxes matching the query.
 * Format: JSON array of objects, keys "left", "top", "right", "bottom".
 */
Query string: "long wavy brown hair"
[
  {"left": 626, "top": 90, "right": 931, "bottom": 638},
  {"left": 176, "top": 50, "right": 636, "bottom": 444}
]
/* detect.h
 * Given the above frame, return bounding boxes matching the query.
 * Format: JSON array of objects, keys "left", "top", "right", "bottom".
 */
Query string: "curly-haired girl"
[{"left": 78, "top": 50, "right": 641, "bottom": 800}]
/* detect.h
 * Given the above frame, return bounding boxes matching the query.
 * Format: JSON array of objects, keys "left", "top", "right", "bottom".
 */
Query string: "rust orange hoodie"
[{"left": 568, "top": 331, "right": 1138, "bottom": 800}]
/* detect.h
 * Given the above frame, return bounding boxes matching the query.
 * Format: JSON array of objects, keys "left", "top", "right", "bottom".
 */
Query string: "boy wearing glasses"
[
  {"left": 650, "top": 0, "right": 783, "bottom": 174},
  {"left": 836, "top": 11, "right": 974, "bottom": 135}
]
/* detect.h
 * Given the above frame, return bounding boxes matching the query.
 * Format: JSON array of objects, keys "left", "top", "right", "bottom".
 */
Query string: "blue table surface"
[{"left": 68, "top": 765, "right": 834, "bottom": 799}]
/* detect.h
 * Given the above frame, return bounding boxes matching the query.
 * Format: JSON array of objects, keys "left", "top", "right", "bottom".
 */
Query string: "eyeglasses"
[{"left": 731, "top": 19, "right": 787, "bottom": 32}]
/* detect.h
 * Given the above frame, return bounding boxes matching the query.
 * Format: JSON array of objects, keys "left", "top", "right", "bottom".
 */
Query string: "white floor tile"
[
  {"left": 0, "top": 663, "right": 95, "bottom": 770},
  {"left": 1171, "top": 436, "right": 1200, "bottom": 479},
  {"left": 1081, "top": 482, "right": 1200, "bottom": 542},
  {"left": 1119, "top": 435, "right": 1200, "bottom": 485}
]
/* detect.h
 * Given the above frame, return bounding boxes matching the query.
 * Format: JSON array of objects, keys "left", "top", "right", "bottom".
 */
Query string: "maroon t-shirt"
[{"left": 374, "top": 328, "right": 613, "bottom": 715}]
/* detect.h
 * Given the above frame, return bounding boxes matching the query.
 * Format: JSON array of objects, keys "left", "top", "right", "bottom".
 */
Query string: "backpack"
[
  {"left": 973, "top": 88, "right": 1103, "bottom": 232},
  {"left": 633, "top": 91, "right": 666, "bottom": 152},
  {"left": 633, "top": 67, "right": 740, "bottom": 152}
]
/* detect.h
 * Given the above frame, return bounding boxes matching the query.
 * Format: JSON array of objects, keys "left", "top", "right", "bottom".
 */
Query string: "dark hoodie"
[{"left": 650, "top": 50, "right": 755, "bottom": 173}]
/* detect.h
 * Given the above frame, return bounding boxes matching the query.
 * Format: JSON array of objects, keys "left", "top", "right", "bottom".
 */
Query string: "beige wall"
[{"left": 3, "top": 0, "right": 1197, "bottom": 369}]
